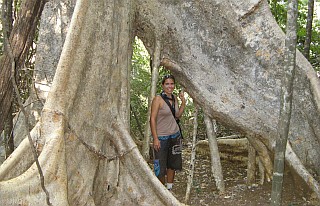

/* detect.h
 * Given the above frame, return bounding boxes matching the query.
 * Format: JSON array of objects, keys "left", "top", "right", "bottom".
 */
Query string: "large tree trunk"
[{"left": 0, "top": 0, "right": 320, "bottom": 205}]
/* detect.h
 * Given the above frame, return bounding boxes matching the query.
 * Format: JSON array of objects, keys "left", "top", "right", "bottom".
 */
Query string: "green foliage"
[
  {"left": 269, "top": 0, "right": 320, "bottom": 71},
  {"left": 269, "top": 0, "right": 288, "bottom": 30},
  {"left": 309, "top": 19, "right": 320, "bottom": 70},
  {"left": 130, "top": 37, "right": 151, "bottom": 139}
]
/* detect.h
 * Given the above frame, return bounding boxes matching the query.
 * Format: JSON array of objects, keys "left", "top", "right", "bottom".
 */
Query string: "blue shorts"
[{"left": 154, "top": 131, "right": 182, "bottom": 178}]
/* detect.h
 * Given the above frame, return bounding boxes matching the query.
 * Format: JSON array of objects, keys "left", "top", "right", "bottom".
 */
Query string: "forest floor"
[{"left": 168, "top": 142, "right": 320, "bottom": 206}]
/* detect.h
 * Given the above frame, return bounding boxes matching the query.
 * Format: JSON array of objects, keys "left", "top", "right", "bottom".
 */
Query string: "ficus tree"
[{"left": 0, "top": 0, "right": 320, "bottom": 205}]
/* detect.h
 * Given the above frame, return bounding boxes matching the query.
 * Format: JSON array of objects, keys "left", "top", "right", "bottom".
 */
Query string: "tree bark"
[
  {"left": 3, "top": 0, "right": 13, "bottom": 37},
  {"left": 10, "top": 0, "right": 76, "bottom": 148},
  {"left": 246, "top": 135, "right": 273, "bottom": 182},
  {"left": 4, "top": 106, "right": 14, "bottom": 158},
  {"left": 247, "top": 142, "right": 256, "bottom": 186},
  {"left": 271, "top": 0, "right": 298, "bottom": 205},
  {"left": 141, "top": 40, "right": 161, "bottom": 160},
  {"left": 0, "top": 0, "right": 46, "bottom": 133},
  {"left": 258, "top": 159, "right": 265, "bottom": 185},
  {"left": 185, "top": 104, "right": 199, "bottom": 203},
  {"left": 203, "top": 114, "right": 225, "bottom": 192},
  {"left": 303, "top": 0, "right": 314, "bottom": 60}
]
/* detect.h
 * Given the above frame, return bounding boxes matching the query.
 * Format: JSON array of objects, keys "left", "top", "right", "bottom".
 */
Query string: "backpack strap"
[
  {"left": 160, "top": 92, "right": 176, "bottom": 118},
  {"left": 160, "top": 92, "right": 183, "bottom": 139}
]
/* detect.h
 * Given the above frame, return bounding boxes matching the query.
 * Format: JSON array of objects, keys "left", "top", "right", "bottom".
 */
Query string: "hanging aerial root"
[
  {"left": 247, "top": 135, "right": 273, "bottom": 181},
  {"left": 204, "top": 114, "right": 225, "bottom": 192},
  {"left": 67, "top": 121, "right": 138, "bottom": 162},
  {"left": 141, "top": 39, "right": 161, "bottom": 160},
  {"left": 285, "top": 142, "right": 320, "bottom": 201}
]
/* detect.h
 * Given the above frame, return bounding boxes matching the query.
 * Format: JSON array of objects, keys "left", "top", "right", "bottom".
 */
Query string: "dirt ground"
[{"left": 169, "top": 143, "right": 320, "bottom": 206}]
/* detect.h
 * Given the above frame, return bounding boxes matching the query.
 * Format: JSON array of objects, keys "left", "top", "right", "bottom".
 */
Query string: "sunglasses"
[
  {"left": 161, "top": 74, "right": 175, "bottom": 84},
  {"left": 163, "top": 74, "right": 174, "bottom": 79}
]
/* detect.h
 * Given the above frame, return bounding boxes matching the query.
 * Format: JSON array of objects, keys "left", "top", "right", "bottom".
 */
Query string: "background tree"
[
  {"left": 303, "top": 0, "right": 314, "bottom": 60},
  {"left": 2, "top": 0, "right": 15, "bottom": 160},
  {"left": 0, "top": 0, "right": 46, "bottom": 150}
]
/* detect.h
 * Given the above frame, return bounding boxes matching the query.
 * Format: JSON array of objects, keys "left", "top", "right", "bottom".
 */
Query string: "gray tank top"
[{"left": 156, "top": 98, "right": 179, "bottom": 136}]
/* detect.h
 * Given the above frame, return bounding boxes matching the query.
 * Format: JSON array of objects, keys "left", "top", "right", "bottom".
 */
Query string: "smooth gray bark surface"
[
  {"left": 271, "top": 0, "right": 298, "bottom": 204},
  {"left": 204, "top": 114, "right": 225, "bottom": 192}
]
